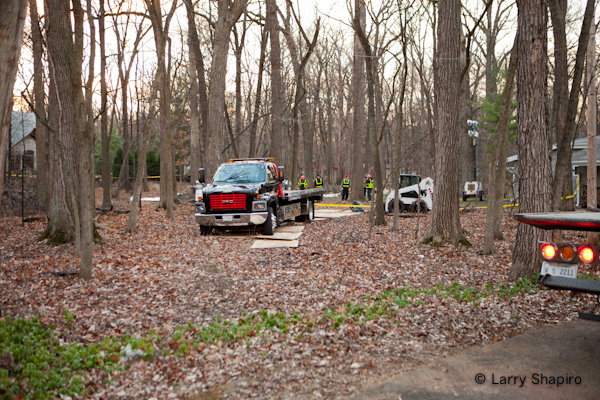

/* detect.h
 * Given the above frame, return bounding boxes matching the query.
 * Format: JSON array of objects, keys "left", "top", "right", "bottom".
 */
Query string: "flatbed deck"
[
  {"left": 280, "top": 188, "right": 324, "bottom": 202},
  {"left": 514, "top": 211, "right": 600, "bottom": 232}
]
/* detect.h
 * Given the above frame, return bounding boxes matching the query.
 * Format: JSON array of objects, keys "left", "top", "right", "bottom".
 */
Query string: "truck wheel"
[
  {"left": 306, "top": 200, "right": 314, "bottom": 223},
  {"left": 263, "top": 207, "right": 277, "bottom": 235},
  {"left": 200, "top": 225, "right": 211, "bottom": 236}
]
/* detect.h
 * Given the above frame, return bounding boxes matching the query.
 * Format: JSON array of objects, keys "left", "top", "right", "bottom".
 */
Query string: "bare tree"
[
  {"left": 350, "top": 0, "right": 366, "bottom": 201},
  {"left": 99, "top": 0, "right": 112, "bottom": 209},
  {"left": 482, "top": 36, "right": 517, "bottom": 255},
  {"left": 550, "top": 0, "right": 595, "bottom": 211},
  {"left": 205, "top": 0, "right": 248, "bottom": 178},
  {"left": 0, "top": 0, "right": 27, "bottom": 193},
  {"left": 144, "top": 0, "right": 177, "bottom": 219},
  {"left": 267, "top": 0, "right": 283, "bottom": 162},
  {"left": 510, "top": 0, "right": 552, "bottom": 280},
  {"left": 424, "top": 0, "right": 463, "bottom": 244}
]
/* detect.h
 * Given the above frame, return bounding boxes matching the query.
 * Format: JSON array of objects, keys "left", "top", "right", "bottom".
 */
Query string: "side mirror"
[
  {"left": 278, "top": 166, "right": 285, "bottom": 182},
  {"left": 198, "top": 168, "right": 205, "bottom": 184}
]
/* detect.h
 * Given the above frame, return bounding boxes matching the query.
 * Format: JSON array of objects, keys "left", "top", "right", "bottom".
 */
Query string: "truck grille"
[{"left": 210, "top": 193, "right": 246, "bottom": 210}]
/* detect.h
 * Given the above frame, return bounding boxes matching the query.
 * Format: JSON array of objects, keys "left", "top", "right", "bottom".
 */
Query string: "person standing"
[
  {"left": 363, "top": 173, "right": 368, "bottom": 197},
  {"left": 341, "top": 174, "right": 350, "bottom": 201},
  {"left": 314, "top": 174, "right": 323, "bottom": 188},
  {"left": 365, "top": 174, "right": 373, "bottom": 201},
  {"left": 298, "top": 175, "right": 307, "bottom": 190}
]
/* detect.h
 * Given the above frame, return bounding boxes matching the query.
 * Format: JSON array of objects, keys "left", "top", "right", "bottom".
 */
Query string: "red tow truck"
[{"left": 514, "top": 211, "right": 600, "bottom": 321}]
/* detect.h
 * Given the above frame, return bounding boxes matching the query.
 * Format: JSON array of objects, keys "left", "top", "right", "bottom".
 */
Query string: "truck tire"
[
  {"left": 296, "top": 200, "right": 314, "bottom": 223},
  {"left": 263, "top": 207, "right": 277, "bottom": 235},
  {"left": 200, "top": 225, "right": 211, "bottom": 236}
]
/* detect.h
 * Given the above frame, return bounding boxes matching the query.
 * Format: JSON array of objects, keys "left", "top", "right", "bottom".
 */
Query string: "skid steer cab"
[
  {"left": 385, "top": 175, "right": 434, "bottom": 213},
  {"left": 514, "top": 211, "right": 600, "bottom": 322}
]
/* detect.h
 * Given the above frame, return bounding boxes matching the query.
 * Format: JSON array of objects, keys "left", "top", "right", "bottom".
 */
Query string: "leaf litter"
[{"left": 1, "top": 190, "right": 598, "bottom": 399}]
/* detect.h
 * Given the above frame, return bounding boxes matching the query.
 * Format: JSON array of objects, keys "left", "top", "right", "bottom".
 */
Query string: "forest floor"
[{"left": 1, "top": 186, "right": 599, "bottom": 399}]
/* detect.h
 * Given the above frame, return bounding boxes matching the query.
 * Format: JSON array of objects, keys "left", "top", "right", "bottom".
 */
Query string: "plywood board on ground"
[
  {"left": 251, "top": 240, "right": 299, "bottom": 249},
  {"left": 275, "top": 225, "right": 305, "bottom": 233},
  {"left": 255, "top": 232, "right": 303, "bottom": 240},
  {"left": 315, "top": 210, "right": 361, "bottom": 218}
]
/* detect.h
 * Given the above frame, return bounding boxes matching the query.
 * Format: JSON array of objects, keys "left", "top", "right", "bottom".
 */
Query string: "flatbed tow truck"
[
  {"left": 194, "top": 158, "right": 323, "bottom": 235},
  {"left": 514, "top": 211, "right": 600, "bottom": 321}
]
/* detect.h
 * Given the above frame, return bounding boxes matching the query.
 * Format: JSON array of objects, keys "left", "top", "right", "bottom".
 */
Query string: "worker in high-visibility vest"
[
  {"left": 365, "top": 174, "right": 373, "bottom": 201},
  {"left": 341, "top": 174, "right": 350, "bottom": 201},
  {"left": 314, "top": 174, "right": 323, "bottom": 188},
  {"left": 298, "top": 175, "right": 307, "bottom": 190}
]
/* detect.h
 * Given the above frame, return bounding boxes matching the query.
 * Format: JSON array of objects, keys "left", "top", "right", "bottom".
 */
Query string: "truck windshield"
[{"left": 213, "top": 163, "right": 266, "bottom": 184}]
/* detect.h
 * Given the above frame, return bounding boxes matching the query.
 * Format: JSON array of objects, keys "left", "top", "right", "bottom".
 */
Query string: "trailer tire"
[
  {"left": 462, "top": 192, "right": 467, "bottom": 202},
  {"left": 200, "top": 225, "right": 211, "bottom": 236},
  {"left": 479, "top": 191, "right": 484, "bottom": 201},
  {"left": 263, "top": 207, "right": 277, "bottom": 235}
]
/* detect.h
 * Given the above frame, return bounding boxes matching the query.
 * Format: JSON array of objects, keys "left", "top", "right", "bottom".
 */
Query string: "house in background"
[
  {"left": 7, "top": 111, "right": 37, "bottom": 172},
  {"left": 506, "top": 136, "right": 599, "bottom": 206}
]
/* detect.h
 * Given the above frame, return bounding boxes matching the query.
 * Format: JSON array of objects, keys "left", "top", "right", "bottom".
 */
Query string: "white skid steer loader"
[{"left": 385, "top": 175, "right": 434, "bottom": 213}]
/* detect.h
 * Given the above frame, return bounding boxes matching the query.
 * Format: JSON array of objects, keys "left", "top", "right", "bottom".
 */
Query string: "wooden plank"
[
  {"left": 255, "top": 232, "right": 303, "bottom": 240},
  {"left": 275, "top": 225, "right": 304, "bottom": 233},
  {"left": 251, "top": 240, "right": 299, "bottom": 249}
]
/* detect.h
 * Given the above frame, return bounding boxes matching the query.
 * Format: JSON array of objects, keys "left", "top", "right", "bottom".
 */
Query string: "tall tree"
[
  {"left": 29, "top": 0, "right": 49, "bottom": 209},
  {"left": 99, "top": 0, "right": 112, "bottom": 209},
  {"left": 144, "top": 0, "right": 177, "bottom": 219},
  {"left": 350, "top": 0, "right": 366, "bottom": 201},
  {"left": 0, "top": 0, "right": 28, "bottom": 193},
  {"left": 510, "top": 0, "right": 552, "bottom": 280},
  {"left": 267, "top": 0, "right": 283, "bottom": 163},
  {"left": 550, "top": 0, "right": 595, "bottom": 211},
  {"left": 187, "top": 3, "right": 201, "bottom": 184},
  {"left": 482, "top": 37, "right": 517, "bottom": 255},
  {"left": 425, "top": 0, "right": 463, "bottom": 244},
  {"left": 205, "top": 0, "right": 248, "bottom": 178},
  {"left": 353, "top": 0, "right": 385, "bottom": 225}
]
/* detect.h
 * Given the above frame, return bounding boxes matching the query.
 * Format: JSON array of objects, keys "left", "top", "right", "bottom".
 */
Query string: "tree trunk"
[
  {"left": 0, "top": 0, "right": 27, "bottom": 193},
  {"left": 206, "top": 0, "right": 247, "bottom": 179},
  {"left": 351, "top": 0, "right": 366, "bottom": 202},
  {"left": 425, "top": 0, "right": 463, "bottom": 245},
  {"left": 99, "top": 0, "right": 111, "bottom": 209},
  {"left": 510, "top": 0, "right": 552, "bottom": 280},
  {"left": 145, "top": 0, "right": 175, "bottom": 219},
  {"left": 30, "top": 0, "right": 48, "bottom": 210},
  {"left": 187, "top": 5, "right": 200, "bottom": 184},
  {"left": 483, "top": 37, "right": 517, "bottom": 255},
  {"left": 267, "top": 0, "right": 283, "bottom": 162},
  {"left": 551, "top": 0, "right": 594, "bottom": 211},
  {"left": 127, "top": 82, "right": 157, "bottom": 233},
  {"left": 249, "top": 25, "right": 268, "bottom": 158}
]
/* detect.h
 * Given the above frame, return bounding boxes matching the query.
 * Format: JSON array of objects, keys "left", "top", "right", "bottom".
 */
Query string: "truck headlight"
[
  {"left": 196, "top": 202, "right": 206, "bottom": 213},
  {"left": 252, "top": 201, "right": 267, "bottom": 211}
]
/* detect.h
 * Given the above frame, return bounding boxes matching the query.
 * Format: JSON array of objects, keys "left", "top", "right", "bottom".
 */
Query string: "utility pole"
[{"left": 467, "top": 119, "right": 480, "bottom": 181}]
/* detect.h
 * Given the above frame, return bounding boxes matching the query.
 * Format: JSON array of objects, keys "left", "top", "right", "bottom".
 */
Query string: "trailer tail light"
[
  {"left": 560, "top": 245, "right": 575, "bottom": 261},
  {"left": 578, "top": 246, "right": 595, "bottom": 263},
  {"left": 541, "top": 243, "right": 557, "bottom": 260}
]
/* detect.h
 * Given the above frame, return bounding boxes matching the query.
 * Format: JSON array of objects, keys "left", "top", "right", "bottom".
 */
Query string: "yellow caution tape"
[{"left": 315, "top": 203, "right": 371, "bottom": 208}]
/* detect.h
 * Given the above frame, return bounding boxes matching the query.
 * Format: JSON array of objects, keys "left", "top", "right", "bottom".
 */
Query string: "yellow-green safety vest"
[
  {"left": 342, "top": 178, "right": 350, "bottom": 188},
  {"left": 366, "top": 178, "right": 373, "bottom": 189},
  {"left": 315, "top": 178, "right": 323, "bottom": 188}
]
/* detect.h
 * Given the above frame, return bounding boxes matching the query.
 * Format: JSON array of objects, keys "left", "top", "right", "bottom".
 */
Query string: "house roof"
[
  {"left": 507, "top": 136, "right": 600, "bottom": 165},
  {"left": 10, "top": 111, "right": 36, "bottom": 148}
]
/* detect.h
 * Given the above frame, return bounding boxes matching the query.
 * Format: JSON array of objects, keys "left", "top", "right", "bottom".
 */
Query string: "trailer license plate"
[
  {"left": 223, "top": 215, "right": 233, "bottom": 222},
  {"left": 541, "top": 261, "right": 577, "bottom": 279}
]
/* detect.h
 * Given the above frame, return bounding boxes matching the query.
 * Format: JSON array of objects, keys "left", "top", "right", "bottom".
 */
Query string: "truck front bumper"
[{"left": 195, "top": 212, "right": 268, "bottom": 227}]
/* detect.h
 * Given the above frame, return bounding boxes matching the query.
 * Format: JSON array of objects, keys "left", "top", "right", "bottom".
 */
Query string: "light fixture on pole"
[{"left": 467, "top": 120, "right": 479, "bottom": 181}]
